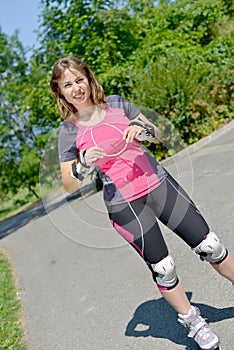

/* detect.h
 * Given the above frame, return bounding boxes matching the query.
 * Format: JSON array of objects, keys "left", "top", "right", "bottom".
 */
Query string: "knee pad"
[
  {"left": 151, "top": 255, "right": 178, "bottom": 290},
  {"left": 193, "top": 232, "right": 228, "bottom": 264}
]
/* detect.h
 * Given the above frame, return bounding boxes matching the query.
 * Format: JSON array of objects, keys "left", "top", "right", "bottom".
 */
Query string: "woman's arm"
[
  {"left": 134, "top": 113, "right": 161, "bottom": 141},
  {"left": 123, "top": 112, "right": 161, "bottom": 143},
  {"left": 60, "top": 146, "right": 105, "bottom": 193},
  {"left": 60, "top": 160, "right": 81, "bottom": 193}
]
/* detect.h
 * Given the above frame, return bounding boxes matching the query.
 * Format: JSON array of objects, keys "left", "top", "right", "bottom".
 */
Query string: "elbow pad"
[
  {"left": 71, "top": 150, "right": 95, "bottom": 181},
  {"left": 129, "top": 119, "right": 155, "bottom": 141}
]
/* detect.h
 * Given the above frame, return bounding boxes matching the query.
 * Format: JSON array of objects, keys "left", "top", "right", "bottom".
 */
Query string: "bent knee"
[
  {"left": 150, "top": 255, "right": 179, "bottom": 290},
  {"left": 193, "top": 232, "right": 228, "bottom": 264}
]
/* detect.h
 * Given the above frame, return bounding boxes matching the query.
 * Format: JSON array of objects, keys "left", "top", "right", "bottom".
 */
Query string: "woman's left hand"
[{"left": 123, "top": 125, "right": 144, "bottom": 143}]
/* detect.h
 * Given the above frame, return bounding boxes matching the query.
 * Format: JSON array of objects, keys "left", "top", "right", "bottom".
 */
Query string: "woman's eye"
[
  {"left": 76, "top": 78, "right": 84, "bottom": 84},
  {"left": 64, "top": 83, "right": 71, "bottom": 88}
]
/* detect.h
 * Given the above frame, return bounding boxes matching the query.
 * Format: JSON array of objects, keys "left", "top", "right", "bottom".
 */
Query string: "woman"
[{"left": 50, "top": 56, "right": 234, "bottom": 350}]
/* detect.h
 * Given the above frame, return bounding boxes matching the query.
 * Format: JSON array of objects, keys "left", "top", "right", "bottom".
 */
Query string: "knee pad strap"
[
  {"left": 193, "top": 232, "right": 227, "bottom": 264},
  {"left": 151, "top": 255, "right": 178, "bottom": 290}
]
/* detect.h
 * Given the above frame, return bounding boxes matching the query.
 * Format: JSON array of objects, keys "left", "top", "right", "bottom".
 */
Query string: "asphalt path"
[{"left": 0, "top": 121, "right": 233, "bottom": 350}]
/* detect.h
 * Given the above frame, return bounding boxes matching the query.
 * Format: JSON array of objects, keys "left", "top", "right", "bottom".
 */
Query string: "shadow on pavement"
[
  {"left": 125, "top": 292, "right": 234, "bottom": 349},
  {"left": 0, "top": 183, "right": 95, "bottom": 240}
]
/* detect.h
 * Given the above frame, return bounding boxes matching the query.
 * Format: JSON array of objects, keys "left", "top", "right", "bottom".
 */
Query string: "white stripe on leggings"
[
  {"left": 128, "top": 202, "right": 145, "bottom": 258},
  {"left": 166, "top": 176, "right": 197, "bottom": 209}
]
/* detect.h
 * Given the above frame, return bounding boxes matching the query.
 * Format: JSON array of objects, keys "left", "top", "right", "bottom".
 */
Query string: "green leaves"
[
  {"left": 0, "top": 0, "right": 233, "bottom": 209},
  {"left": 128, "top": 0, "right": 234, "bottom": 148}
]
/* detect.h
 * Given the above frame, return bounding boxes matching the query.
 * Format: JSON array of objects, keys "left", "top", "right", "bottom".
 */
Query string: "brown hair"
[{"left": 50, "top": 56, "right": 106, "bottom": 120}]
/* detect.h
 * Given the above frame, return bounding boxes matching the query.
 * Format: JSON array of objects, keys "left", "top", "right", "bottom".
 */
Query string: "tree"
[
  {"left": 0, "top": 29, "right": 32, "bottom": 198},
  {"left": 1, "top": 0, "right": 233, "bottom": 206},
  {"left": 127, "top": 0, "right": 234, "bottom": 144},
  {"left": 0, "top": 28, "right": 57, "bottom": 200}
]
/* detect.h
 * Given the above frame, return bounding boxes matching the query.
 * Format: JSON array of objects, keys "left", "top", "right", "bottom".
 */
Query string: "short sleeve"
[
  {"left": 58, "top": 122, "right": 78, "bottom": 162},
  {"left": 106, "top": 95, "right": 140, "bottom": 120}
]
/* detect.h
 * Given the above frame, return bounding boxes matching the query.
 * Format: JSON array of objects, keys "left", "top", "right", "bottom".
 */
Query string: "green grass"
[
  {"left": 0, "top": 186, "right": 40, "bottom": 221},
  {"left": 0, "top": 250, "right": 28, "bottom": 350},
  {"left": 0, "top": 178, "right": 63, "bottom": 222}
]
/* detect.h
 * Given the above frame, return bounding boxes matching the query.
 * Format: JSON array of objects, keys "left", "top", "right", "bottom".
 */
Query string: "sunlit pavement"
[{"left": 0, "top": 121, "right": 233, "bottom": 350}]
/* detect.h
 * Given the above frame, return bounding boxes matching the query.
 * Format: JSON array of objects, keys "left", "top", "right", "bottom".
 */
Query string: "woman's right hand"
[{"left": 84, "top": 146, "right": 105, "bottom": 165}]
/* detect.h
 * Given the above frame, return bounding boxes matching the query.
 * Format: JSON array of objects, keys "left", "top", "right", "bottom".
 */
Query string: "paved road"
[{"left": 0, "top": 122, "right": 233, "bottom": 350}]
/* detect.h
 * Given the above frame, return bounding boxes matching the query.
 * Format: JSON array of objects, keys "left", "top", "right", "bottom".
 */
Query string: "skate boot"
[{"left": 178, "top": 306, "right": 220, "bottom": 350}]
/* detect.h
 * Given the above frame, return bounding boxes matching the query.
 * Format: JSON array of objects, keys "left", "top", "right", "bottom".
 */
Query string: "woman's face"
[{"left": 58, "top": 68, "right": 93, "bottom": 111}]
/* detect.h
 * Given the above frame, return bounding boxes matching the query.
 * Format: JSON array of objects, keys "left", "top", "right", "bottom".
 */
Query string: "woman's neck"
[{"left": 76, "top": 105, "right": 106, "bottom": 126}]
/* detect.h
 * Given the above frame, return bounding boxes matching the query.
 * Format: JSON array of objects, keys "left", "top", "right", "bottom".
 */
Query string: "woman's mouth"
[{"left": 73, "top": 91, "right": 85, "bottom": 103}]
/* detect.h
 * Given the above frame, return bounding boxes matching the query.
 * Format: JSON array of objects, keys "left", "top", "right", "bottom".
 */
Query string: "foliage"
[
  {"left": 0, "top": 29, "right": 30, "bottom": 198},
  {"left": 0, "top": 0, "right": 233, "bottom": 213},
  {"left": 128, "top": 0, "right": 234, "bottom": 147}
]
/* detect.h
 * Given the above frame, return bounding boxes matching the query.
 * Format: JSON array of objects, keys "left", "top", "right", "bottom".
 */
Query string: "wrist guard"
[
  {"left": 71, "top": 150, "right": 95, "bottom": 181},
  {"left": 129, "top": 119, "right": 155, "bottom": 141}
]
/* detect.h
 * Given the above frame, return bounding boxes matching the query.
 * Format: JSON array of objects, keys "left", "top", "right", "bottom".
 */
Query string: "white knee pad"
[
  {"left": 151, "top": 255, "right": 178, "bottom": 289},
  {"left": 193, "top": 232, "right": 227, "bottom": 263}
]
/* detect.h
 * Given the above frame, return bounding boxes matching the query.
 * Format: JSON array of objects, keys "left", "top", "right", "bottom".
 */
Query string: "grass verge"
[
  {"left": 0, "top": 249, "right": 28, "bottom": 350},
  {"left": 0, "top": 176, "right": 64, "bottom": 222},
  {"left": 0, "top": 187, "right": 40, "bottom": 222}
]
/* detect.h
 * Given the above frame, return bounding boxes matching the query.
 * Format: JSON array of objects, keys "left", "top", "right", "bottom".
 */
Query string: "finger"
[
  {"left": 126, "top": 127, "right": 142, "bottom": 143},
  {"left": 122, "top": 127, "right": 130, "bottom": 140},
  {"left": 123, "top": 126, "right": 134, "bottom": 143},
  {"left": 94, "top": 147, "right": 105, "bottom": 152},
  {"left": 88, "top": 147, "right": 104, "bottom": 154},
  {"left": 126, "top": 130, "right": 133, "bottom": 143},
  {"left": 85, "top": 151, "right": 105, "bottom": 164}
]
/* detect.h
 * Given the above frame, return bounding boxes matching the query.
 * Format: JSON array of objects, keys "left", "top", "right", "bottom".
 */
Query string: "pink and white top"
[{"left": 58, "top": 95, "right": 167, "bottom": 206}]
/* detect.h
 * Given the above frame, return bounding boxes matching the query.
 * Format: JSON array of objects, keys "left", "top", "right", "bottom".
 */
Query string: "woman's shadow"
[{"left": 125, "top": 292, "right": 234, "bottom": 349}]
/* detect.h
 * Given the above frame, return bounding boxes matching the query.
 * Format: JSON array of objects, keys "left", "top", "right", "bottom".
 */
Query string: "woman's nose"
[{"left": 73, "top": 83, "right": 81, "bottom": 91}]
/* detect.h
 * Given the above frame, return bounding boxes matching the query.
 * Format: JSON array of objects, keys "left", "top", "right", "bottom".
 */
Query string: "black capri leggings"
[{"left": 108, "top": 173, "right": 210, "bottom": 265}]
